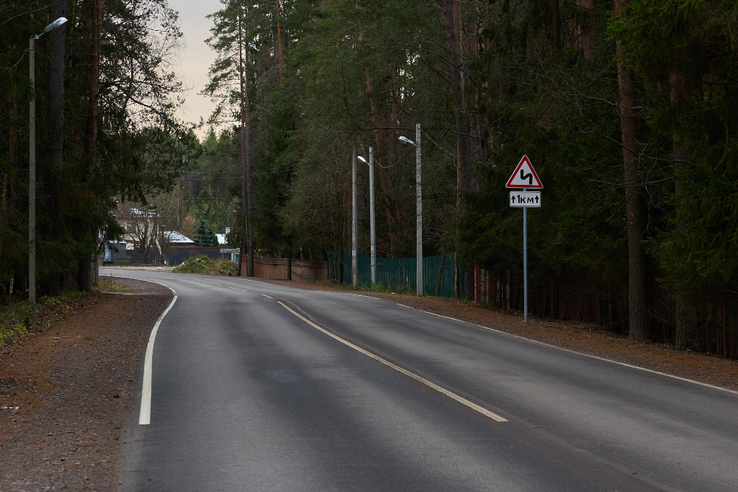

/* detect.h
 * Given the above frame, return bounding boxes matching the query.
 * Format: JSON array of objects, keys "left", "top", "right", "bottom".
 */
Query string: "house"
[
  {"left": 108, "top": 202, "right": 194, "bottom": 264},
  {"left": 111, "top": 202, "right": 158, "bottom": 251}
]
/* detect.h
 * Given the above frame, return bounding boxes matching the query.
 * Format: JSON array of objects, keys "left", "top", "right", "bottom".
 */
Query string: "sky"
[{"left": 168, "top": 0, "right": 223, "bottom": 139}]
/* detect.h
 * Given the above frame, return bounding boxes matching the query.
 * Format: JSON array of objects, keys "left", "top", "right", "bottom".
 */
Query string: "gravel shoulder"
[
  {"left": 0, "top": 278, "right": 172, "bottom": 491},
  {"left": 1, "top": 271, "right": 736, "bottom": 491}
]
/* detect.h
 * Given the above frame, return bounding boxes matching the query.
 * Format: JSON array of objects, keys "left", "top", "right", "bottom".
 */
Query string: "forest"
[{"left": 2, "top": 0, "right": 738, "bottom": 358}]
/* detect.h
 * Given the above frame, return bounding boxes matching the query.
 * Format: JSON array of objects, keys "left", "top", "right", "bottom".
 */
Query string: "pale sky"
[{"left": 168, "top": 0, "right": 223, "bottom": 139}]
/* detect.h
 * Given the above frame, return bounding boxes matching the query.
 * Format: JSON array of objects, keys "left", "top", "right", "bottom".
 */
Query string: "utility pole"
[
  {"left": 352, "top": 143, "right": 358, "bottom": 288},
  {"left": 29, "top": 17, "right": 68, "bottom": 302},
  {"left": 399, "top": 124, "right": 423, "bottom": 296},
  {"left": 29, "top": 35, "right": 36, "bottom": 303},
  {"left": 358, "top": 150, "right": 376, "bottom": 286},
  {"left": 369, "top": 147, "right": 376, "bottom": 286},
  {"left": 415, "top": 123, "right": 422, "bottom": 296}
]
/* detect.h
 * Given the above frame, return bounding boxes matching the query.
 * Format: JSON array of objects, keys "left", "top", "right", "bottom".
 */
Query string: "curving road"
[{"left": 107, "top": 269, "right": 738, "bottom": 492}]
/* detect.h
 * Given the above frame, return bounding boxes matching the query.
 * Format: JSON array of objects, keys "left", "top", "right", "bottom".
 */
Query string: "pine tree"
[{"left": 194, "top": 216, "right": 218, "bottom": 247}]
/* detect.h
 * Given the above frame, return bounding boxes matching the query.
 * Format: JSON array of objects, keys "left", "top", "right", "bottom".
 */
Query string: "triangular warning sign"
[{"left": 505, "top": 155, "right": 543, "bottom": 189}]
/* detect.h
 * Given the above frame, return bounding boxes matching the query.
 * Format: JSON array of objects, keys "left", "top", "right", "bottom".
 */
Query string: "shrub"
[{"left": 173, "top": 256, "right": 236, "bottom": 276}]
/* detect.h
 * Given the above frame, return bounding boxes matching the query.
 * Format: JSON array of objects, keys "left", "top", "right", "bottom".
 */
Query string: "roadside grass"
[
  {"left": 306, "top": 279, "right": 353, "bottom": 290},
  {"left": 98, "top": 278, "right": 132, "bottom": 292},
  {"left": 0, "top": 291, "right": 90, "bottom": 347},
  {"left": 358, "top": 282, "right": 414, "bottom": 295}
]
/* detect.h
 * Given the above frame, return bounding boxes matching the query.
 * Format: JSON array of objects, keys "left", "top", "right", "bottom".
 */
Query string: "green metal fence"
[{"left": 327, "top": 252, "right": 466, "bottom": 299}]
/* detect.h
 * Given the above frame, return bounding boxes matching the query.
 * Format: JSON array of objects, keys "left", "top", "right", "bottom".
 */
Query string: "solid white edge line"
[
  {"left": 398, "top": 304, "right": 738, "bottom": 397},
  {"left": 137, "top": 284, "right": 178, "bottom": 425},
  {"left": 101, "top": 272, "right": 180, "bottom": 425},
  {"left": 276, "top": 301, "right": 508, "bottom": 423}
]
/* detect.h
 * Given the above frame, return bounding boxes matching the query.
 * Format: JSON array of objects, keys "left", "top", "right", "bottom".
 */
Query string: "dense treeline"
[
  {"left": 198, "top": 0, "right": 738, "bottom": 358},
  {"left": 1, "top": 0, "right": 196, "bottom": 296},
  {"left": 4, "top": 0, "right": 738, "bottom": 358}
]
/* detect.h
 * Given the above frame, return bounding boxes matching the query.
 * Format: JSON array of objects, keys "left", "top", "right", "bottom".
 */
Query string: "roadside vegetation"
[
  {"left": 98, "top": 279, "right": 132, "bottom": 293},
  {"left": 0, "top": 292, "right": 89, "bottom": 347},
  {"left": 4, "top": 0, "right": 738, "bottom": 359},
  {"left": 173, "top": 256, "right": 237, "bottom": 276}
]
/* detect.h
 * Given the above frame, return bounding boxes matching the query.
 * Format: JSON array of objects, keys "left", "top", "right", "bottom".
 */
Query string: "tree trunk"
[
  {"left": 1, "top": 99, "right": 17, "bottom": 277},
  {"left": 41, "top": 273, "right": 61, "bottom": 298},
  {"left": 577, "top": 0, "right": 595, "bottom": 60},
  {"left": 551, "top": 0, "right": 561, "bottom": 49},
  {"left": 48, "top": 1, "right": 66, "bottom": 171},
  {"left": 435, "top": 253, "right": 446, "bottom": 297},
  {"left": 365, "top": 69, "right": 396, "bottom": 257},
  {"left": 339, "top": 251, "right": 344, "bottom": 284},
  {"left": 275, "top": 0, "right": 284, "bottom": 75},
  {"left": 37, "top": 0, "right": 68, "bottom": 297},
  {"left": 442, "top": 0, "right": 474, "bottom": 299},
  {"left": 615, "top": 0, "right": 648, "bottom": 341},
  {"left": 77, "top": 254, "right": 92, "bottom": 292},
  {"left": 86, "top": 0, "right": 102, "bottom": 157},
  {"left": 76, "top": 0, "right": 103, "bottom": 294},
  {"left": 238, "top": 2, "right": 253, "bottom": 277},
  {"left": 670, "top": 69, "right": 697, "bottom": 349}
]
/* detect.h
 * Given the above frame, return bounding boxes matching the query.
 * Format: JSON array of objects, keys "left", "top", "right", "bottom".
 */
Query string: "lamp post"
[
  {"left": 29, "top": 16, "right": 68, "bottom": 303},
  {"left": 399, "top": 123, "right": 422, "bottom": 296},
  {"left": 357, "top": 149, "right": 376, "bottom": 286},
  {"left": 351, "top": 144, "right": 358, "bottom": 288}
]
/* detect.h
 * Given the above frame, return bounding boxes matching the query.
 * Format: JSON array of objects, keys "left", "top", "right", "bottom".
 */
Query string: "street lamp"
[
  {"left": 351, "top": 144, "right": 358, "bottom": 288},
  {"left": 357, "top": 149, "right": 376, "bottom": 286},
  {"left": 29, "top": 16, "right": 68, "bottom": 302},
  {"left": 399, "top": 123, "right": 422, "bottom": 296}
]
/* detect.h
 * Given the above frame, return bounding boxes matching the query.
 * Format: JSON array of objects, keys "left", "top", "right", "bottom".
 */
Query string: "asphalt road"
[{"left": 107, "top": 269, "right": 738, "bottom": 492}]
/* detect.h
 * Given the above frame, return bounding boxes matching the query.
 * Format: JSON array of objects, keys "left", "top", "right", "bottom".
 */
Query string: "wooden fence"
[{"left": 243, "top": 257, "right": 328, "bottom": 282}]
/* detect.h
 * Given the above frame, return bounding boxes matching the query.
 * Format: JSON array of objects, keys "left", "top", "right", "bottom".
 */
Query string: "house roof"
[{"left": 164, "top": 231, "right": 194, "bottom": 244}]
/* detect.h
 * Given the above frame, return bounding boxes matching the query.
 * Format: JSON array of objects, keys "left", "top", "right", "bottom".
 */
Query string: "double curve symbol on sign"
[{"left": 505, "top": 155, "right": 543, "bottom": 189}]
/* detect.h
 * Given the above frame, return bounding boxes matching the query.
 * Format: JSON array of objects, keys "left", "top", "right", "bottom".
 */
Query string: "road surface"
[{"left": 106, "top": 269, "right": 738, "bottom": 491}]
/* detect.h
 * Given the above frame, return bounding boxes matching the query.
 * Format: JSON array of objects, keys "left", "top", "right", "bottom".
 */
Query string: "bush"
[{"left": 173, "top": 256, "right": 236, "bottom": 276}]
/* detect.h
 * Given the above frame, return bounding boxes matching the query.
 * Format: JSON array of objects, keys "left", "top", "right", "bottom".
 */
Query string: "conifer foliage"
[
  {"left": 198, "top": 0, "right": 738, "bottom": 357},
  {"left": 4, "top": 0, "right": 738, "bottom": 358},
  {"left": 0, "top": 0, "right": 189, "bottom": 296},
  {"left": 193, "top": 216, "right": 219, "bottom": 247}
]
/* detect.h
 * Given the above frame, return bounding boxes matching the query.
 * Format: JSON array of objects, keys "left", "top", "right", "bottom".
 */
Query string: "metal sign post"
[
  {"left": 506, "top": 156, "right": 543, "bottom": 323},
  {"left": 523, "top": 208, "right": 528, "bottom": 323}
]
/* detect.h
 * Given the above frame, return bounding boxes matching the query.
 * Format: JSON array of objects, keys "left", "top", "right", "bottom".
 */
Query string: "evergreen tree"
[
  {"left": 613, "top": 0, "right": 738, "bottom": 353},
  {"left": 194, "top": 216, "right": 219, "bottom": 247},
  {"left": 0, "top": 0, "right": 189, "bottom": 297}
]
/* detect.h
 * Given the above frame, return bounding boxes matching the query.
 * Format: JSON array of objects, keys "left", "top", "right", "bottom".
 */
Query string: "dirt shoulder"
[
  {"left": 1, "top": 272, "right": 736, "bottom": 491},
  {"left": 0, "top": 279, "right": 172, "bottom": 492}
]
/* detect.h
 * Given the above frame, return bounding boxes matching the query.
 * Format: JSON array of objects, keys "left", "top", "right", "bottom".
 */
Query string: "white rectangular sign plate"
[{"left": 509, "top": 191, "right": 541, "bottom": 208}]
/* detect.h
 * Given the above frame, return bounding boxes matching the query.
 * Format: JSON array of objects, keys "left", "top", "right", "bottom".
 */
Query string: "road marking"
[
  {"left": 197, "top": 280, "right": 222, "bottom": 286},
  {"left": 139, "top": 287, "right": 178, "bottom": 425},
  {"left": 261, "top": 294, "right": 272, "bottom": 299},
  {"left": 346, "top": 293, "right": 380, "bottom": 300},
  {"left": 402, "top": 305, "right": 738, "bottom": 396},
  {"left": 277, "top": 301, "right": 507, "bottom": 423}
]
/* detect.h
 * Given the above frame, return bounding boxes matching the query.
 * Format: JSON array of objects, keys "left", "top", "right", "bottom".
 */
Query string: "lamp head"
[
  {"left": 357, "top": 156, "right": 367, "bottom": 164},
  {"left": 398, "top": 136, "right": 415, "bottom": 146},
  {"left": 36, "top": 17, "right": 68, "bottom": 39}
]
